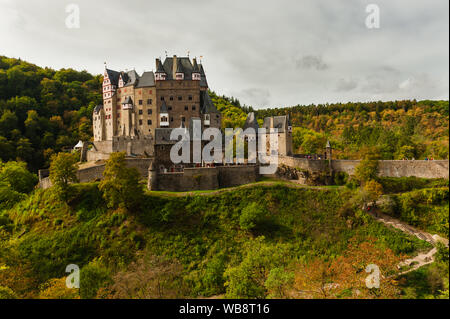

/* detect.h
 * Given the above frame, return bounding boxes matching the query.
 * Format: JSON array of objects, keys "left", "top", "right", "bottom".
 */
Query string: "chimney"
[
  {"left": 172, "top": 55, "right": 177, "bottom": 78},
  {"left": 269, "top": 117, "right": 274, "bottom": 129}
]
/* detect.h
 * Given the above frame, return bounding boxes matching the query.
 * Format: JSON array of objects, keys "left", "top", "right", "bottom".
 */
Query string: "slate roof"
[
  {"left": 155, "top": 59, "right": 165, "bottom": 73},
  {"left": 200, "top": 91, "right": 220, "bottom": 114},
  {"left": 123, "top": 70, "right": 139, "bottom": 87},
  {"left": 199, "top": 64, "right": 208, "bottom": 88},
  {"left": 123, "top": 96, "right": 133, "bottom": 104},
  {"left": 136, "top": 71, "right": 155, "bottom": 88},
  {"left": 105, "top": 69, "right": 120, "bottom": 86},
  {"left": 94, "top": 105, "right": 103, "bottom": 114},
  {"left": 262, "top": 116, "right": 289, "bottom": 132},
  {"left": 243, "top": 112, "right": 259, "bottom": 131}
]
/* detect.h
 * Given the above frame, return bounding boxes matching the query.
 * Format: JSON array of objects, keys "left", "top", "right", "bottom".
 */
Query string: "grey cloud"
[
  {"left": 296, "top": 55, "right": 329, "bottom": 71},
  {"left": 237, "top": 88, "right": 271, "bottom": 109},
  {"left": 336, "top": 78, "right": 358, "bottom": 92},
  {"left": 0, "top": 0, "right": 448, "bottom": 106}
]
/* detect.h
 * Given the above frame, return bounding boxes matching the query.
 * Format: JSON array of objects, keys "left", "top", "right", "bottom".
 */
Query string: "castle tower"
[
  {"left": 147, "top": 160, "right": 158, "bottom": 191},
  {"left": 122, "top": 96, "right": 135, "bottom": 136},
  {"left": 325, "top": 140, "right": 332, "bottom": 160}
]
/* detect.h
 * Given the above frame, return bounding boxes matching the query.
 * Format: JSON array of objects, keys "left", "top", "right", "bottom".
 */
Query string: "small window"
[
  {"left": 147, "top": 120, "right": 152, "bottom": 125},
  {"left": 192, "top": 105, "right": 196, "bottom": 111},
  {"left": 161, "top": 96, "right": 164, "bottom": 101},
  {"left": 168, "top": 106, "right": 172, "bottom": 111},
  {"left": 181, "top": 116, "right": 186, "bottom": 122},
  {"left": 170, "top": 96, "right": 174, "bottom": 101},
  {"left": 170, "top": 117, "right": 174, "bottom": 122},
  {"left": 147, "top": 99, "right": 152, "bottom": 105},
  {"left": 139, "top": 120, "right": 142, "bottom": 125},
  {"left": 184, "top": 106, "right": 188, "bottom": 111},
  {"left": 148, "top": 109, "right": 152, "bottom": 115},
  {"left": 188, "top": 95, "right": 193, "bottom": 101},
  {"left": 139, "top": 110, "right": 143, "bottom": 115},
  {"left": 178, "top": 96, "right": 182, "bottom": 101},
  {"left": 139, "top": 100, "right": 143, "bottom": 105}
]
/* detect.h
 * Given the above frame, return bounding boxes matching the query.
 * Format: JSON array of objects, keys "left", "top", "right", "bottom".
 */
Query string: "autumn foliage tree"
[{"left": 293, "top": 237, "right": 403, "bottom": 299}]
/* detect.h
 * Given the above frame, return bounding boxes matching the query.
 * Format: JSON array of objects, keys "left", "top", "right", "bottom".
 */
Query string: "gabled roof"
[
  {"left": 200, "top": 91, "right": 219, "bottom": 114},
  {"left": 243, "top": 112, "right": 259, "bottom": 131},
  {"left": 105, "top": 69, "right": 120, "bottom": 86},
  {"left": 136, "top": 71, "right": 155, "bottom": 88}
]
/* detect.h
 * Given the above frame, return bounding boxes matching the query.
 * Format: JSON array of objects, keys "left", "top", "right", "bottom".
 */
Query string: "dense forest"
[{"left": 0, "top": 56, "right": 102, "bottom": 171}]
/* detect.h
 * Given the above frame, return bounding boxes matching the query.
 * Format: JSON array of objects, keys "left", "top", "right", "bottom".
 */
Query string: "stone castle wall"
[
  {"left": 149, "top": 165, "right": 259, "bottom": 192},
  {"left": 278, "top": 156, "right": 449, "bottom": 179},
  {"left": 39, "top": 158, "right": 153, "bottom": 189}
]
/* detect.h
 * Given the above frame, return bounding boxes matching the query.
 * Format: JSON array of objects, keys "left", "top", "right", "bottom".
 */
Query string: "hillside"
[{"left": 2, "top": 179, "right": 448, "bottom": 299}]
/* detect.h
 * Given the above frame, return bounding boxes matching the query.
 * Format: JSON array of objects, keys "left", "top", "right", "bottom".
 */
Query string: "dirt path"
[{"left": 367, "top": 209, "right": 448, "bottom": 275}]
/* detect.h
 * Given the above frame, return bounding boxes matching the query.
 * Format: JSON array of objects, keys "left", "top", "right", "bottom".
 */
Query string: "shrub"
[
  {"left": 0, "top": 286, "right": 17, "bottom": 299},
  {"left": 80, "top": 260, "right": 111, "bottom": 299},
  {"left": 239, "top": 202, "right": 268, "bottom": 231}
]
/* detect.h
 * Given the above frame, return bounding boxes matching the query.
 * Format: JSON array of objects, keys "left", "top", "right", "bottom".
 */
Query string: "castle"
[
  {"left": 42, "top": 54, "right": 443, "bottom": 192},
  {"left": 87, "top": 55, "right": 294, "bottom": 172}
]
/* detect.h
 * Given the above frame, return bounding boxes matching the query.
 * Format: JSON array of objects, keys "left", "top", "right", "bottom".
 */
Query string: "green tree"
[
  {"left": 49, "top": 152, "right": 79, "bottom": 199},
  {"left": 99, "top": 152, "right": 143, "bottom": 211},
  {"left": 0, "top": 161, "right": 38, "bottom": 193}
]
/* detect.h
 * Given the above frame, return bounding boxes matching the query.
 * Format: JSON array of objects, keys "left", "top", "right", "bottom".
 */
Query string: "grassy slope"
[{"left": 0, "top": 183, "right": 431, "bottom": 298}]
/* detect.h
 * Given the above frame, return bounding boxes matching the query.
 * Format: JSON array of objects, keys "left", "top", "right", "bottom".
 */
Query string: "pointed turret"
[
  {"left": 155, "top": 58, "right": 166, "bottom": 81},
  {"left": 192, "top": 58, "right": 201, "bottom": 81},
  {"left": 175, "top": 59, "right": 184, "bottom": 80}
]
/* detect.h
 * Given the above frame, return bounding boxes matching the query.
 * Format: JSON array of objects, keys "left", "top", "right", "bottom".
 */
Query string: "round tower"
[{"left": 147, "top": 160, "right": 158, "bottom": 191}]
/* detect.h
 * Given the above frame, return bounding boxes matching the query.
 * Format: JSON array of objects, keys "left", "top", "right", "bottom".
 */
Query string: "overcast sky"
[{"left": 0, "top": 0, "right": 448, "bottom": 108}]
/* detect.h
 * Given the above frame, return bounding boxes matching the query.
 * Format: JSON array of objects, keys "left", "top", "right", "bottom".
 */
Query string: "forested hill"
[
  {"left": 0, "top": 55, "right": 448, "bottom": 172},
  {"left": 0, "top": 56, "right": 102, "bottom": 171},
  {"left": 211, "top": 93, "right": 449, "bottom": 161}
]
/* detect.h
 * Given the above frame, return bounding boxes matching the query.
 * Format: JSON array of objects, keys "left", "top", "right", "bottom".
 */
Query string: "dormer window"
[
  {"left": 176, "top": 73, "right": 184, "bottom": 80},
  {"left": 192, "top": 73, "right": 201, "bottom": 81},
  {"left": 155, "top": 73, "right": 166, "bottom": 81}
]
